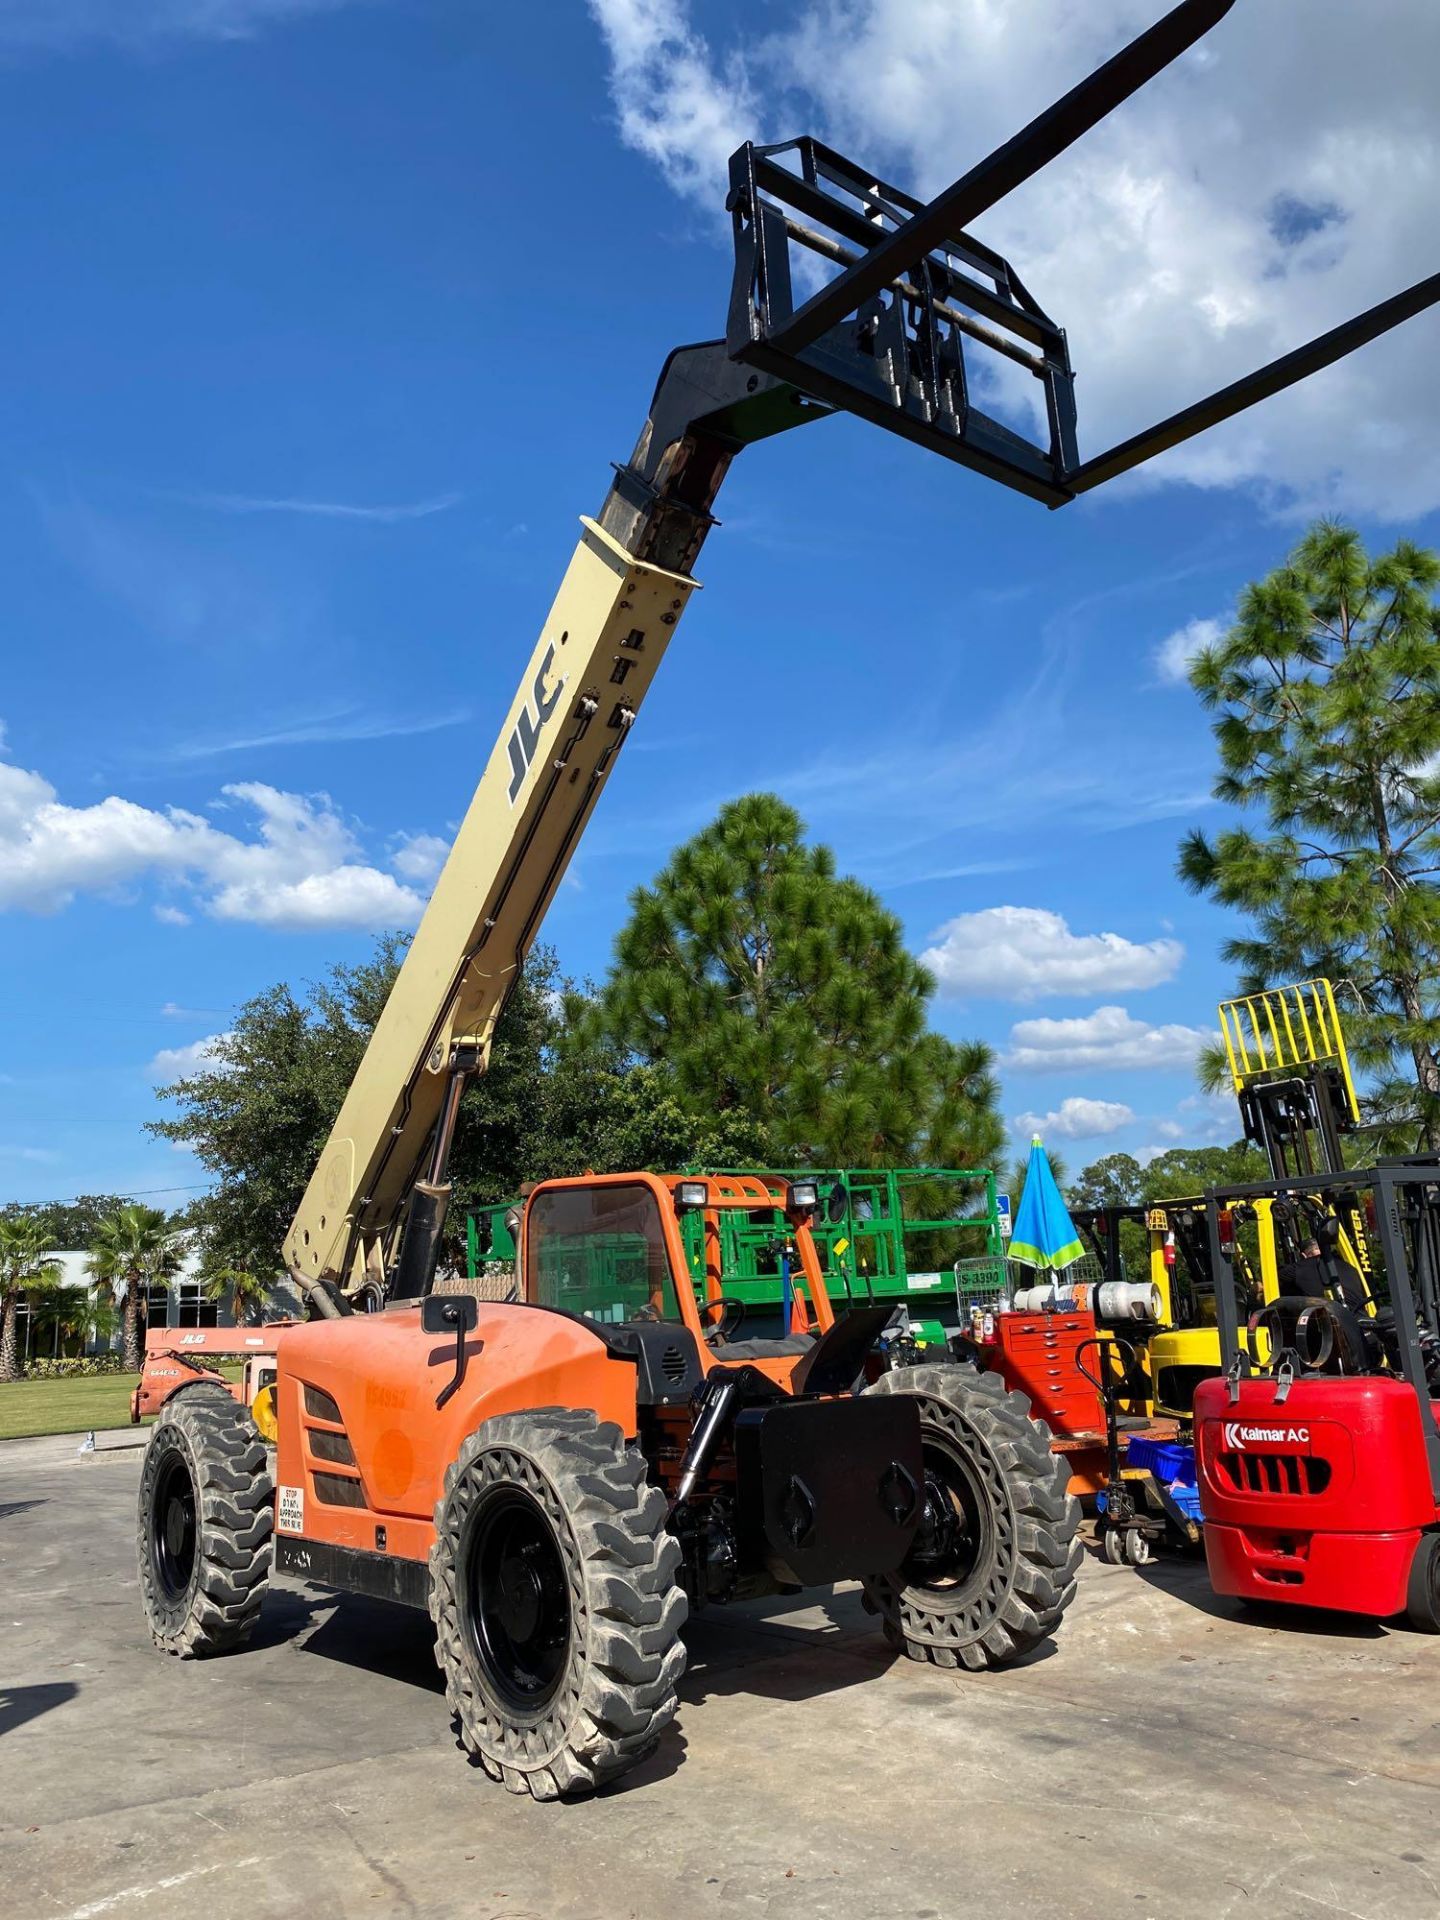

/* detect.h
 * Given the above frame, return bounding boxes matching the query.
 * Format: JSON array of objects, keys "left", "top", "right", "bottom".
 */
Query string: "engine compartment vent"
[{"left": 303, "top": 1382, "right": 343, "bottom": 1424}]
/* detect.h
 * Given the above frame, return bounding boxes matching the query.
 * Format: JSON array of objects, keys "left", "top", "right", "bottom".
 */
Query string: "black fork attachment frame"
[{"left": 723, "top": 0, "right": 1440, "bottom": 508}]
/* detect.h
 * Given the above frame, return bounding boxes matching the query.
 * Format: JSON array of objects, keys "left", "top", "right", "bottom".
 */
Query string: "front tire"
[
  {"left": 861, "top": 1365, "right": 1081, "bottom": 1670},
  {"left": 137, "top": 1392, "right": 273, "bottom": 1657},
  {"left": 1406, "top": 1531, "right": 1440, "bottom": 1632},
  {"left": 429, "top": 1408, "right": 687, "bottom": 1800}
]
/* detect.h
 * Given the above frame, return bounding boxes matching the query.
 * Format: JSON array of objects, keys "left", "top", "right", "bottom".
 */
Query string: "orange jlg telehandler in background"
[{"left": 134, "top": 0, "right": 1440, "bottom": 1797}]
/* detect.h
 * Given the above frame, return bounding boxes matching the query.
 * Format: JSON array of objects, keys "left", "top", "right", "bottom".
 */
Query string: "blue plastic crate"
[
  {"left": 1166, "top": 1482, "right": 1204, "bottom": 1524},
  {"left": 1124, "top": 1437, "right": 1196, "bottom": 1485}
]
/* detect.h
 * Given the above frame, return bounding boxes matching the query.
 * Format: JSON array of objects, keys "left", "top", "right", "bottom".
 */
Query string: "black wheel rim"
[
  {"left": 151, "top": 1448, "right": 197, "bottom": 1604},
  {"left": 902, "top": 1432, "right": 993, "bottom": 1594},
  {"left": 465, "top": 1487, "right": 571, "bottom": 1715}
]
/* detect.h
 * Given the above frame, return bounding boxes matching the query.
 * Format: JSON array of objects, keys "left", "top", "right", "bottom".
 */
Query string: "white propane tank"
[
  {"left": 1011, "top": 1283, "right": 1065, "bottom": 1314},
  {"left": 1094, "top": 1279, "right": 1162, "bottom": 1322}
]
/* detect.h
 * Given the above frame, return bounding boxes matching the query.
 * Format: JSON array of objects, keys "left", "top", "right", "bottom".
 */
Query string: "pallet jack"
[{"left": 1076, "top": 1335, "right": 1202, "bottom": 1566}]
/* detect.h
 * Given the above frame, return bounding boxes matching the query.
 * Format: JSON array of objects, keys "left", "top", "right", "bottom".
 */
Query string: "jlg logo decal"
[
  {"left": 1223, "top": 1422, "right": 1311, "bottom": 1449},
  {"left": 506, "top": 644, "right": 565, "bottom": 803}
]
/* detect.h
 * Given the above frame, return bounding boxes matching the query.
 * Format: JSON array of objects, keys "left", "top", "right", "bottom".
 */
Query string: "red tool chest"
[{"left": 983, "top": 1310, "right": 1103, "bottom": 1437}]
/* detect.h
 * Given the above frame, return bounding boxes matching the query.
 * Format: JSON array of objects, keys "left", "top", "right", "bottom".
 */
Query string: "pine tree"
[
  {"left": 1179, "top": 521, "right": 1440, "bottom": 1149},
  {"left": 585, "top": 793, "right": 1002, "bottom": 1168}
]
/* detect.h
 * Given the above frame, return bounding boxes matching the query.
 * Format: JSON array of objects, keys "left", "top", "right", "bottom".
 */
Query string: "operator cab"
[{"left": 521, "top": 1171, "right": 834, "bottom": 1381}]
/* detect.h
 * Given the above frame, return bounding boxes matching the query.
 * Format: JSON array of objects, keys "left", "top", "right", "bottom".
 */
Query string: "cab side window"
[{"left": 527, "top": 1184, "right": 680, "bottom": 1325}]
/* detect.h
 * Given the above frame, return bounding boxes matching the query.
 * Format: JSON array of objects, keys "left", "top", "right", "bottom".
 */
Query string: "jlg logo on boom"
[
  {"left": 1223, "top": 1422, "right": 1311, "bottom": 1449},
  {"left": 506, "top": 644, "right": 565, "bottom": 803}
]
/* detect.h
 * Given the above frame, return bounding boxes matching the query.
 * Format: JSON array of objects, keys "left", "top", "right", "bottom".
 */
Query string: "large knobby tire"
[
  {"left": 861, "top": 1365, "right": 1081, "bottom": 1670},
  {"left": 429, "top": 1408, "right": 687, "bottom": 1800},
  {"left": 137, "top": 1391, "right": 273, "bottom": 1657},
  {"left": 165, "top": 1380, "right": 241, "bottom": 1415}
]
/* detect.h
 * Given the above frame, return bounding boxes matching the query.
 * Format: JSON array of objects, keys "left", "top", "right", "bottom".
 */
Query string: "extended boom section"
[
  {"left": 285, "top": 520, "right": 695, "bottom": 1296},
  {"left": 284, "top": 345, "right": 824, "bottom": 1302}
]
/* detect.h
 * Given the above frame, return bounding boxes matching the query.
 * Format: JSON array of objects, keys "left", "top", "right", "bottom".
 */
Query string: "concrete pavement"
[{"left": 2, "top": 1427, "right": 1438, "bottom": 1920}]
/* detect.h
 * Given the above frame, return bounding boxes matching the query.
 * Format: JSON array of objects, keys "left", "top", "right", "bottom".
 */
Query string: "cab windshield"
[{"left": 526, "top": 1182, "right": 681, "bottom": 1325}]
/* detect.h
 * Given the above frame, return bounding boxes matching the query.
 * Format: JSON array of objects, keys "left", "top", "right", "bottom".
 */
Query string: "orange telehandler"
[{"left": 134, "top": 0, "right": 1440, "bottom": 1797}]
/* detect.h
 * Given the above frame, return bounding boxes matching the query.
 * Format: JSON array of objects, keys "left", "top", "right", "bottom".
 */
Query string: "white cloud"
[
  {"left": 1174, "top": 1087, "right": 1240, "bottom": 1143},
  {"left": 0, "top": 2, "right": 354, "bottom": 53},
  {"left": 149, "top": 1033, "right": 232, "bottom": 1081},
  {"left": 0, "top": 732, "right": 429, "bottom": 932},
  {"left": 1014, "top": 1096, "right": 1135, "bottom": 1141},
  {"left": 1002, "top": 1004, "right": 1209, "bottom": 1073},
  {"left": 180, "top": 490, "right": 461, "bottom": 523},
  {"left": 389, "top": 831, "right": 450, "bottom": 886},
  {"left": 921, "top": 906, "right": 1181, "bottom": 1001},
  {"left": 585, "top": 0, "right": 755, "bottom": 200},
  {"left": 154, "top": 904, "right": 190, "bottom": 926},
  {"left": 588, "top": 0, "right": 1440, "bottom": 518},
  {"left": 208, "top": 862, "right": 421, "bottom": 930},
  {"left": 1155, "top": 615, "right": 1224, "bottom": 686},
  {"left": 162, "top": 708, "right": 471, "bottom": 764}
]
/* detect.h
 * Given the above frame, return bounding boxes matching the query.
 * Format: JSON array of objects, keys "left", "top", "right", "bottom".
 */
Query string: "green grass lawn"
[
  {"left": 0, "top": 1363, "right": 245, "bottom": 1441},
  {"left": 0, "top": 1372, "right": 145, "bottom": 1440}
]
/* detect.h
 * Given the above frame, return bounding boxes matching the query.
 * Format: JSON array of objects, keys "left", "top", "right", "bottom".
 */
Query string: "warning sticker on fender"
[{"left": 277, "top": 1485, "right": 304, "bottom": 1533}]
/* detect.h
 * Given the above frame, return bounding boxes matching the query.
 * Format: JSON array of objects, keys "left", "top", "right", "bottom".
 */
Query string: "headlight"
[
  {"left": 675, "top": 1181, "right": 708, "bottom": 1212},
  {"left": 786, "top": 1179, "right": 819, "bottom": 1214}
]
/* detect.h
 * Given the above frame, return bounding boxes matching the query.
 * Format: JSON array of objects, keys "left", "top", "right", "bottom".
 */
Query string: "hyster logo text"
[
  {"left": 506, "top": 644, "right": 565, "bottom": 803},
  {"left": 1223, "top": 1422, "right": 1311, "bottom": 1449}
]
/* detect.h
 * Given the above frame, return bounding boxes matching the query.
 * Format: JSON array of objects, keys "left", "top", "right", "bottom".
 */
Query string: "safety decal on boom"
[{"left": 277, "top": 1485, "right": 305, "bottom": 1533}]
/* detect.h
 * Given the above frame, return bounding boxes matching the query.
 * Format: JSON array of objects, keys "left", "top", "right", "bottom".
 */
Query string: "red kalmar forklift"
[{"left": 1194, "top": 1165, "right": 1440, "bottom": 1627}]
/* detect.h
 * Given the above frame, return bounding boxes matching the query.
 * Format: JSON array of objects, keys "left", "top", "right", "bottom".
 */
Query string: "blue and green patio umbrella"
[{"left": 1009, "top": 1135, "right": 1085, "bottom": 1273}]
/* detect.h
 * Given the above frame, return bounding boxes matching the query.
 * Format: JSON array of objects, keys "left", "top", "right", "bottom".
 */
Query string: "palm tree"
[
  {"left": 32, "top": 1287, "right": 118, "bottom": 1362},
  {"left": 0, "top": 1219, "right": 63, "bottom": 1382},
  {"left": 202, "top": 1265, "right": 272, "bottom": 1326},
  {"left": 87, "top": 1205, "right": 183, "bottom": 1372}
]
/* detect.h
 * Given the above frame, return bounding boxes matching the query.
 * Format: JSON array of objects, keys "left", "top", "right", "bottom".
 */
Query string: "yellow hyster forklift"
[
  {"left": 1059, "top": 981, "right": 1384, "bottom": 1560},
  {"left": 133, "top": 0, "right": 1440, "bottom": 1797},
  {"left": 1072, "top": 981, "right": 1374, "bottom": 1422}
]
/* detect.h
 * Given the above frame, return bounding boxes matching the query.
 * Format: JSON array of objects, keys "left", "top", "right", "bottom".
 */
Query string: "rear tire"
[
  {"left": 137, "top": 1392, "right": 273, "bottom": 1657},
  {"left": 429, "top": 1408, "right": 686, "bottom": 1800},
  {"left": 169, "top": 1380, "right": 238, "bottom": 1411},
  {"left": 862, "top": 1365, "right": 1081, "bottom": 1670},
  {"left": 1405, "top": 1531, "right": 1440, "bottom": 1633}
]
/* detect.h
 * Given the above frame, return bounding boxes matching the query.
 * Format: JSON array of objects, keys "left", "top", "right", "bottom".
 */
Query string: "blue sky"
[{"left": 1, "top": 0, "right": 1437, "bottom": 1211}]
